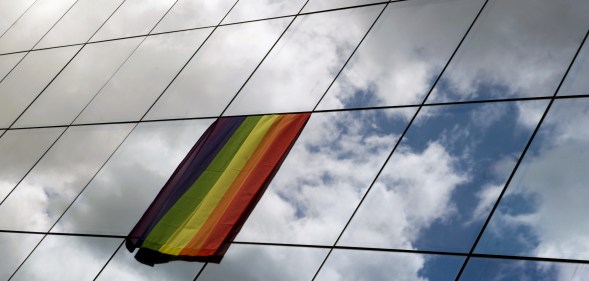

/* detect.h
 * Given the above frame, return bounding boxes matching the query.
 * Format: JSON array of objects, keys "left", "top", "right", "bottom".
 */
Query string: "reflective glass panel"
[
  {"left": 0, "top": 53, "right": 25, "bottom": 81},
  {"left": 222, "top": 0, "right": 305, "bottom": 24},
  {"left": 0, "top": 233, "right": 43, "bottom": 280},
  {"left": 35, "top": 0, "right": 124, "bottom": 49},
  {"left": 224, "top": 5, "right": 383, "bottom": 115},
  {"left": 427, "top": 0, "right": 589, "bottom": 103},
  {"left": 145, "top": 18, "right": 290, "bottom": 120},
  {"left": 0, "top": 0, "right": 36, "bottom": 36},
  {"left": 96, "top": 246, "right": 202, "bottom": 281},
  {"left": 476, "top": 98, "right": 589, "bottom": 260},
  {"left": 317, "top": 0, "right": 485, "bottom": 110},
  {"left": 197, "top": 244, "right": 327, "bottom": 281},
  {"left": 11, "top": 236, "right": 122, "bottom": 281},
  {"left": 14, "top": 37, "right": 144, "bottom": 128},
  {"left": 0, "top": 127, "right": 65, "bottom": 201},
  {"left": 0, "top": 0, "right": 78, "bottom": 54},
  {"left": 152, "top": 0, "right": 236, "bottom": 33},
  {"left": 0, "top": 124, "right": 134, "bottom": 232},
  {"left": 460, "top": 258, "right": 589, "bottom": 281},
  {"left": 302, "top": 0, "right": 384, "bottom": 13},
  {"left": 53, "top": 119, "right": 213, "bottom": 235},
  {"left": 0, "top": 46, "right": 80, "bottom": 128},
  {"left": 339, "top": 101, "right": 547, "bottom": 252},
  {"left": 90, "top": 0, "right": 177, "bottom": 42},
  {"left": 74, "top": 29, "right": 212, "bottom": 124},
  {"left": 236, "top": 108, "right": 414, "bottom": 245},
  {"left": 315, "top": 250, "right": 464, "bottom": 281},
  {"left": 559, "top": 41, "right": 589, "bottom": 96}
]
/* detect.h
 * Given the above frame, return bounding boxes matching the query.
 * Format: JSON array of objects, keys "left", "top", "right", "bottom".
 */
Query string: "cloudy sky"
[{"left": 0, "top": 0, "right": 588, "bottom": 280}]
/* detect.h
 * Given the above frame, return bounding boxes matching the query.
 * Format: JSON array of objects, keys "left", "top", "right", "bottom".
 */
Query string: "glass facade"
[{"left": 0, "top": 0, "right": 588, "bottom": 280}]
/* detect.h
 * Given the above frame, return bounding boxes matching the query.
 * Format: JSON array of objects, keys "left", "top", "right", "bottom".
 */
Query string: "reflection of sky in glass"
[
  {"left": 198, "top": 244, "right": 327, "bottom": 281},
  {"left": 339, "top": 101, "right": 547, "bottom": 254},
  {"left": 53, "top": 119, "right": 213, "bottom": 235},
  {"left": 224, "top": 5, "right": 383, "bottom": 115},
  {"left": 222, "top": 0, "right": 305, "bottom": 24},
  {"left": 427, "top": 0, "right": 589, "bottom": 102},
  {"left": 477, "top": 98, "right": 589, "bottom": 260},
  {"left": 559, "top": 40, "right": 589, "bottom": 96},
  {"left": 0, "top": 0, "right": 36, "bottom": 36},
  {"left": 152, "top": 0, "right": 237, "bottom": 33},
  {"left": 236, "top": 108, "right": 415, "bottom": 245},
  {"left": 317, "top": 0, "right": 485, "bottom": 110},
  {"left": 0, "top": 233, "right": 43, "bottom": 281},
  {"left": 0, "top": 53, "right": 25, "bottom": 80},
  {"left": 460, "top": 258, "right": 589, "bottom": 281},
  {"left": 11, "top": 236, "right": 122, "bottom": 281},
  {"left": 0, "top": 124, "right": 134, "bottom": 232},
  {"left": 0, "top": 46, "right": 80, "bottom": 128}
]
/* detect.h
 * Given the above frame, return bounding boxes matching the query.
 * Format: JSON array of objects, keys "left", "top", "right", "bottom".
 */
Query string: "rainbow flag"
[{"left": 126, "top": 113, "right": 310, "bottom": 264}]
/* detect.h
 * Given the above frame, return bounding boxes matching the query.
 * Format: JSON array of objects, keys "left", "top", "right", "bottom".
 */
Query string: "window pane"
[
  {"left": 0, "top": 53, "right": 25, "bottom": 81},
  {"left": 338, "top": 101, "right": 546, "bottom": 252},
  {"left": 152, "top": 0, "right": 236, "bottom": 34},
  {"left": 53, "top": 119, "right": 213, "bottom": 235},
  {"left": 14, "top": 37, "right": 144, "bottom": 128},
  {"left": 302, "top": 0, "right": 384, "bottom": 13},
  {"left": 0, "top": 127, "right": 65, "bottom": 201},
  {"left": 222, "top": 0, "right": 305, "bottom": 24},
  {"left": 0, "top": 0, "right": 36, "bottom": 36},
  {"left": 74, "top": 29, "right": 212, "bottom": 124},
  {"left": 236, "top": 108, "right": 414, "bottom": 245},
  {"left": 0, "top": 0, "right": 78, "bottom": 54},
  {"left": 0, "top": 46, "right": 80, "bottom": 128},
  {"left": 315, "top": 250, "right": 464, "bottom": 281},
  {"left": 0, "top": 124, "right": 134, "bottom": 232},
  {"left": 90, "top": 0, "right": 177, "bottom": 42},
  {"left": 96, "top": 245, "right": 202, "bottom": 280},
  {"left": 224, "top": 5, "right": 383, "bottom": 115},
  {"left": 460, "top": 258, "right": 589, "bottom": 281},
  {"left": 427, "top": 0, "right": 589, "bottom": 102},
  {"left": 476, "top": 98, "right": 589, "bottom": 260},
  {"left": 145, "top": 18, "right": 291, "bottom": 120},
  {"left": 317, "top": 0, "right": 485, "bottom": 110},
  {"left": 35, "top": 0, "right": 125, "bottom": 49},
  {"left": 559, "top": 41, "right": 589, "bottom": 96},
  {"left": 0, "top": 233, "right": 43, "bottom": 280},
  {"left": 197, "top": 245, "right": 327, "bottom": 281},
  {"left": 11, "top": 236, "right": 122, "bottom": 281}
]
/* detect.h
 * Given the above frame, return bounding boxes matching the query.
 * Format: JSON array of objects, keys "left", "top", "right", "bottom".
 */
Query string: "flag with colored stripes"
[{"left": 126, "top": 113, "right": 310, "bottom": 265}]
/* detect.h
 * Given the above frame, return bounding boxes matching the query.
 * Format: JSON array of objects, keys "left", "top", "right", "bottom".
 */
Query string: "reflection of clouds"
[
  {"left": 0, "top": 124, "right": 133, "bottom": 232},
  {"left": 339, "top": 142, "right": 467, "bottom": 249},
  {"left": 0, "top": 0, "right": 77, "bottom": 53},
  {"left": 199, "top": 245, "right": 327, "bottom": 281},
  {"left": 14, "top": 38, "right": 144, "bottom": 128},
  {"left": 480, "top": 99, "right": 589, "bottom": 262},
  {"left": 0, "top": 233, "right": 43, "bottom": 280},
  {"left": 317, "top": 0, "right": 485, "bottom": 110},
  {"left": 153, "top": 0, "right": 237, "bottom": 33},
  {"left": 53, "top": 120, "right": 212, "bottom": 235},
  {"left": 145, "top": 18, "right": 290, "bottom": 120},
  {"left": 224, "top": 5, "right": 383, "bottom": 115},
  {"left": 237, "top": 109, "right": 412, "bottom": 244},
  {"left": 0, "top": 53, "right": 26, "bottom": 79},
  {"left": 75, "top": 29, "right": 211, "bottom": 124},
  {"left": 429, "top": 0, "right": 589, "bottom": 102},
  {"left": 96, "top": 247, "right": 201, "bottom": 281},
  {"left": 302, "top": 0, "right": 382, "bottom": 13},
  {"left": 0, "top": 46, "right": 80, "bottom": 128},
  {"left": 559, "top": 41, "right": 589, "bottom": 96},
  {"left": 91, "top": 0, "right": 176, "bottom": 41},
  {"left": 223, "top": 0, "right": 305, "bottom": 23},
  {"left": 462, "top": 258, "right": 589, "bottom": 281},
  {"left": 35, "top": 0, "right": 124, "bottom": 48},
  {"left": 0, "top": 128, "right": 64, "bottom": 201},
  {"left": 0, "top": 0, "right": 36, "bottom": 35},
  {"left": 11, "top": 236, "right": 122, "bottom": 281},
  {"left": 316, "top": 250, "right": 463, "bottom": 281}
]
